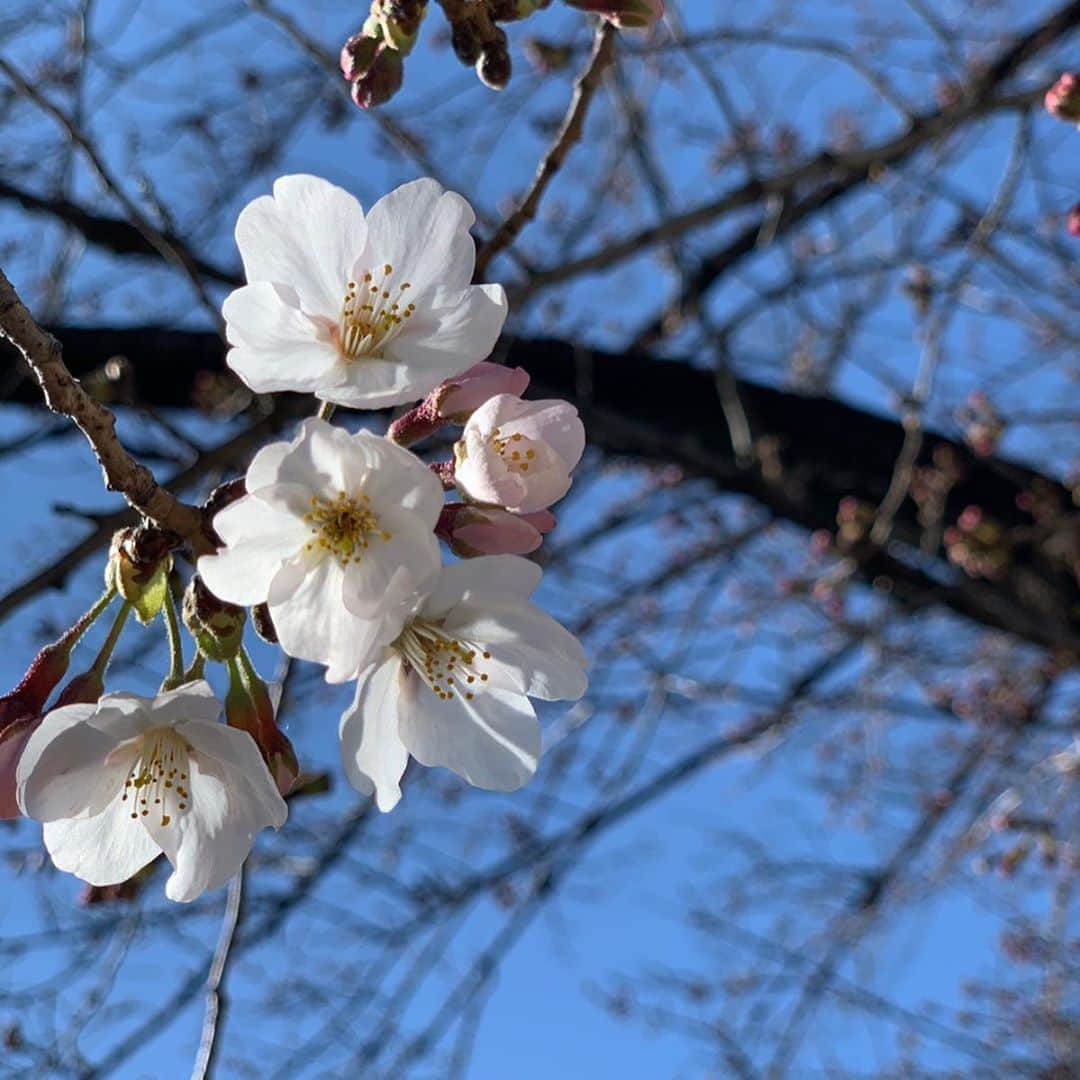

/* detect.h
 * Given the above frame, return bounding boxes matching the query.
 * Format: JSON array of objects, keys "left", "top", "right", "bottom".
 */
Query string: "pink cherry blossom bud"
[
  {"left": 226, "top": 656, "right": 299, "bottom": 797},
  {"left": 340, "top": 32, "right": 380, "bottom": 81},
  {"left": 350, "top": 45, "right": 404, "bottom": 109},
  {"left": 0, "top": 595, "right": 114, "bottom": 817},
  {"left": 1045, "top": 72, "right": 1080, "bottom": 123},
  {"left": 563, "top": 0, "right": 664, "bottom": 29},
  {"left": 437, "top": 503, "right": 546, "bottom": 557},
  {"left": 519, "top": 509, "right": 556, "bottom": 534},
  {"left": 1068, "top": 203, "right": 1080, "bottom": 237},
  {"left": 454, "top": 394, "right": 585, "bottom": 513},
  {"left": 436, "top": 362, "right": 531, "bottom": 421}
]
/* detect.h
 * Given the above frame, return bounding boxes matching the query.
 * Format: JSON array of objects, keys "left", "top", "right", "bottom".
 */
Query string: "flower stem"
[
  {"left": 317, "top": 401, "right": 337, "bottom": 423},
  {"left": 182, "top": 653, "right": 207, "bottom": 684},
  {"left": 160, "top": 583, "right": 186, "bottom": 691},
  {"left": 90, "top": 600, "right": 132, "bottom": 678}
]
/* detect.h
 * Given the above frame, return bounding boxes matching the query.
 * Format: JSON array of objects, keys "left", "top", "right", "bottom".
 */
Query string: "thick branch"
[
  {"left": 0, "top": 274, "right": 214, "bottom": 555},
  {"left": 5, "top": 326, "right": 1076, "bottom": 652}
]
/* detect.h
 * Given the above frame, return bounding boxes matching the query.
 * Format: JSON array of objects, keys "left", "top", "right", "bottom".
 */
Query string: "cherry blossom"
[
  {"left": 198, "top": 418, "right": 443, "bottom": 682},
  {"left": 223, "top": 175, "right": 507, "bottom": 408},
  {"left": 16, "top": 682, "right": 286, "bottom": 903},
  {"left": 338, "top": 556, "right": 588, "bottom": 810}
]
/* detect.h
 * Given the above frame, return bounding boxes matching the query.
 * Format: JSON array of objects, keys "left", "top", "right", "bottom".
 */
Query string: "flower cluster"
[{"left": 10, "top": 174, "right": 587, "bottom": 901}]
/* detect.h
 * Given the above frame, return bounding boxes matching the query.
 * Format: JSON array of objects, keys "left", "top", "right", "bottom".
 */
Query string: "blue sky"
[{"left": 1, "top": 1, "right": 1076, "bottom": 1076}]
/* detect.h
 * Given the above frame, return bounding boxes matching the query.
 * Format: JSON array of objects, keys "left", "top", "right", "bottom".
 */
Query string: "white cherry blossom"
[
  {"left": 454, "top": 394, "right": 585, "bottom": 513},
  {"left": 223, "top": 174, "right": 508, "bottom": 408},
  {"left": 198, "top": 418, "right": 443, "bottom": 682},
  {"left": 339, "top": 556, "right": 588, "bottom": 811},
  {"left": 16, "top": 682, "right": 286, "bottom": 903}
]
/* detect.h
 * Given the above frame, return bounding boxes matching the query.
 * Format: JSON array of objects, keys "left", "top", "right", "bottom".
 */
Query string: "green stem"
[
  {"left": 160, "top": 585, "right": 186, "bottom": 691},
  {"left": 182, "top": 653, "right": 207, "bottom": 684},
  {"left": 90, "top": 600, "right": 132, "bottom": 677}
]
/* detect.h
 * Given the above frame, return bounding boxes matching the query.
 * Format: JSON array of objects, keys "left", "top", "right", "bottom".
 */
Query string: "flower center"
[
  {"left": 491, "top": 427, "right": 538, "bottom": 474},
  {"left": 394, "top": 620, "right": 492, "bottom": 702},
  {"left": 303, "top": 490, "right": 392, "bottom": 566},
  {"left": 338, "top": 263, "right": 415, "bottom": 360},
  {"left": 121, "top": 727, "right": 191, "bottom": 828}
]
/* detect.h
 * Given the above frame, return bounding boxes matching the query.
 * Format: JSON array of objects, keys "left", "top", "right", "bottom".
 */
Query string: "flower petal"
[
  {"left": 224, "top": 282, "right": 344, "bottom": 394},
  {"left": 362, "top": 179, "right": 476, "bottom": 297},
  {"left": 234, "top": 174, "right": 366, "bottom": 316},
  {"left": 199, "top": 496, "right": 308, "bottom": 607},
  {"left": 338, "top": 656, "right": 409, "bottom": 811},
  {"left": 17, "top": 704, "right": 127, "bottom": 821},
  {"left": 43, "top": 797, "right": 160, "bottom": 887},
  {"left": 398, "top": 677, "right": 539, "bottom": 792}
]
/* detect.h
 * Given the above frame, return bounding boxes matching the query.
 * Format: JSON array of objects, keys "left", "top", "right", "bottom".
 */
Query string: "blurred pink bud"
[
  {"left": 350, "top": 46, "right": 404, "bottom": 109},
  {"left": 437, "top": 503, "right": 551, "bottom": 557},
  {"left": 1044, "top": 72, "right": 1080, "bottom": 122},
  {"left": 563, "top": 0, "right": 664, "bottom": 29},
  {"left": 340, "top": 32, "right": 380, "bottom": 81},
  {"left": 436, "top": 362, "right": 531, "bottom": 421},
  {"left": 226, "top": 659, "right": 300, "bottom": 797},
  {"left": 1068, "top": 203, "right": 1080, "bottom": 237}
]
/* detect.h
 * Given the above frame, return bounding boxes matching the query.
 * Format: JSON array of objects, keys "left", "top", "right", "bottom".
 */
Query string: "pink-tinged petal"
[
  {"left": 482, "top": 396, "right": 585, "bottom": 468},
  {"left": 397, "top": 677, "right": 539, "bottom": 792},
  {"left": 455, "top": 428, "right": 526, "bottom": 508},
  {"left": 234, "top": 174, "right": 367, "bottom": 316},
  {"left": 199, "top": 496, "right": 309, "bottom": 607},
  {"left": 43, "top": 797, "right": 160, "bottom": 887},
  {"left": 17, "top": 704, "right": 125, "bottom": 821},
  {"left": 445, "top": 507, "right": 543, "bottom": 558},
  {"left": 519, "top": 510, "right": 556, "bottom": 534},
  {"left": 362, "top": 179, "right": 477, "bottom": 297},
  {"left": 435, "top": 362, "right": 530, "bottom": 421},
  {"left": 224, "top": 283, "right": 344, "bottom": 394},
  {"left": 338, "top": 655, "right": 409, "bottom": 811},
  {"left": 0, "top": 716, "right": 38, "bottom": 818}
]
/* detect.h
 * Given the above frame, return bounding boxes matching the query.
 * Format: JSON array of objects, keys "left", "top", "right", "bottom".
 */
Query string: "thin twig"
[
  {"left": 190, "top": 869, "right": 245, "bottom": 1080},
  {"left": 0, "top": 269, "right": 214, "bottom": 555},
  {"left": 475, "top": 22, "right": 616, "bottom": 279}
]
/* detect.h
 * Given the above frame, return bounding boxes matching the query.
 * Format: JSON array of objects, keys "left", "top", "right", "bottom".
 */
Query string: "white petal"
[
  {"left": 147, "top": 681, "right": 222, "bottom": 729},
  {"left": 362, "top": 179, "right": 476, "bottom": 297},
  {"left": 484, "top": 397, "right": 585, "bottom": 468},
  {"left": 422, "top": 556, "right": 542, "bottom": 617},
  {"left": 268, "top": 556, "right": 380, "bottom": 681},
  {"left": 235, "top": 174, "right": 366, "bottom": 316},
  {"left": 338, "top": 656, "right": 409, "bottom": 811},
  {"left": 314, "top": 356, "right": 425, "bottom": 410},
  {"left": 244, "top": 438, "right": 291, "bottom": 492},
  {"left": 147, "top": 751, "right": 281, "bottom": 903},
  {"left": 178, "top": 719, "right": 287, "bottom": 828},
  {"left": 398, "top": 678, "right": 539, "bottom": 792},
  {"left": 224, "top": 282, "right": 344, "bottom": 394},
  {"left": 343, "top": 432, "right": 444, "bottom": 520},
  {"left": 43, "top": 795, "right": 160, "bottom": 886},
  {"left": 17, "top": 705, "right": 127, "bottom": 821},
  {"left": 199, "top": 496, "right": 308, "bottom": 607},
  {"left": 384, "top": 284, "right": 507, "bottom": 384}
]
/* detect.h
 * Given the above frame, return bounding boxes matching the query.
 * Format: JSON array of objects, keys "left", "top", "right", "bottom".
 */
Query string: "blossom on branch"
[
  {"left": 339, "top": 556, "right": 588, "bottom": 810},
  {"left": 16, "top": 682, "right": 286, "bottom": 902},
  {"left": 454, "top": 394, "right": 585, "bottom": 513},
  {"left": 198, "top": 418, "right": 443, "bottom": 682},
  {"left": 223, "top": 175, "right": 507, "bottom": 408}
]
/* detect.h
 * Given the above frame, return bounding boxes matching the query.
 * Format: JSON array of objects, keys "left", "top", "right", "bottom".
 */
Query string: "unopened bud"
[
  {"left": 226, "top": 656, "right": 299, "bottom": 796},
  {"left": 350, "top": 45, "right": 404, "bottom": 108},
  {"left": 436, "top": 362, "right": 531, "bottom": 421},
  {"left": 436, "top": 503, "right": 552, "bottom": 557},
  {"left": 106, "top": 526, "right": 173, "bottom": 624},
  {"left": 477, "top": 32, "right": 511, "bottom": 90},
  {"left": 251, "top": 602, "right": 279, "bottom": 644},
  {"left": 563, "top": 0, "right": 664, "bottom": 28},
  {"left": 341, "top": 31, "right": 380, "bottom": 80},
  {"left": 53, "top": 668, "right": 105, "bottom": 709},
  {"left": 1045, "top": 72, "right": 1080, "bottom": 123},
  {"left": 183, "top": 575, "right": 246, "bottom": 662},
  {"left": 450, "top": 20, "right": 483, "bottom": 64},
  {"left": 1068, "top": 203, "right": 1080, "bottom": 238}
]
